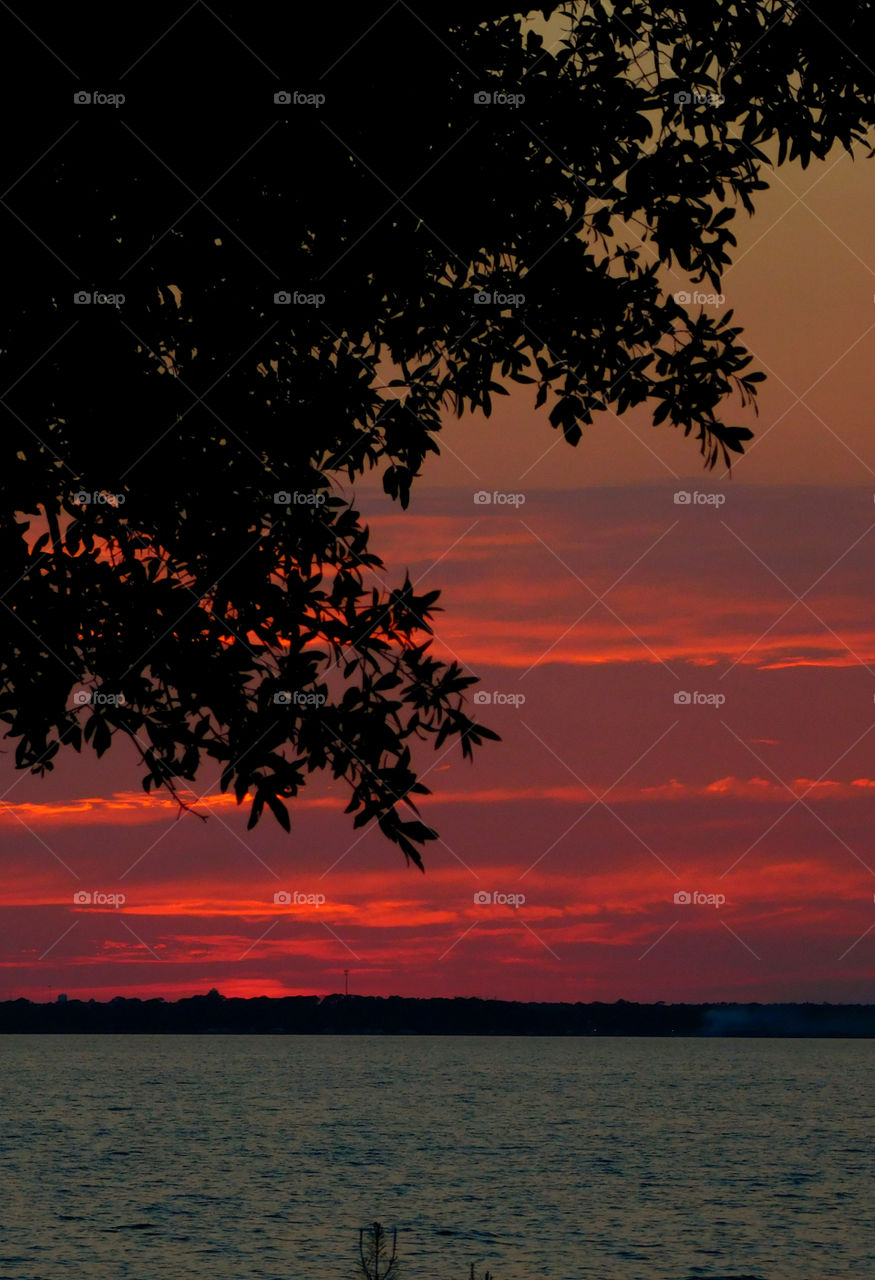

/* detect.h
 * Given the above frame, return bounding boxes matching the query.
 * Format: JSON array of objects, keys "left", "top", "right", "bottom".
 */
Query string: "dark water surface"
[{"left": 0, "top": 1035, "right": 871, "bottom": 1278}]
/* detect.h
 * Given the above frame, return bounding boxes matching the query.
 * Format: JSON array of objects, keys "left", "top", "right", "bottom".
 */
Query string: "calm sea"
[{"left": 0, "top": 1035, "right": 871, "bottom": 1279}]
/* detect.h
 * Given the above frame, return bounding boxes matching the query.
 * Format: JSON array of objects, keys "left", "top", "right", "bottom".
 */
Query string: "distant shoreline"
[{"left": 2, "top": 994, "right": 874, "bottom": 1036}]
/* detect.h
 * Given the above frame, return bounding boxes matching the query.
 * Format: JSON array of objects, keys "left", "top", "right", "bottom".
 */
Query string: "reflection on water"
[{"left": 0, "top": 1035, "right": 871, "bottom": 1278}]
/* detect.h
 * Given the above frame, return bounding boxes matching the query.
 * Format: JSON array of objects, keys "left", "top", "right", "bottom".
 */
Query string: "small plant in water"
[
  {"left": 468, "top": 1267, "right": 493, "bottom": 1280},
  {"left": 358, "top": 1221, "right": 399, "bottom": 1280}
]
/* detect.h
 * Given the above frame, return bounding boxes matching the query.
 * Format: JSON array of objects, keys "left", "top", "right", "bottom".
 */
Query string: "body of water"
[{"left": 0, "top": 1035, "right": 871, "bottom": 1279}]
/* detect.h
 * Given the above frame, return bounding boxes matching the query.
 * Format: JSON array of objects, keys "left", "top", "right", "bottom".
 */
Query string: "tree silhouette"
[
  {"left": 358, "top": 1222, "right": 399, "bottom": 1280},
  {"left": 0, "top": 1, "right": 872, "bottom": 866}
]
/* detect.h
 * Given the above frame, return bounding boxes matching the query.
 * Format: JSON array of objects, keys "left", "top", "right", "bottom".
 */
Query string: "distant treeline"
[{"left": 1, "top": 993, "right": 874, "bottom": 1035}]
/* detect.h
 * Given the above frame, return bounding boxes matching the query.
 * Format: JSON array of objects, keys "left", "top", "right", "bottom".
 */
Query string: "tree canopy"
[{"left": 0, "top": 0, "right": 872, "bottom": 867}]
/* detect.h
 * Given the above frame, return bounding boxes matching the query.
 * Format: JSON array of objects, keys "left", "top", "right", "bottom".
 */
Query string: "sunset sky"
[{"left": 3, "top": 121, "right": 875, "bottom": 1006}]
